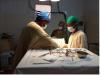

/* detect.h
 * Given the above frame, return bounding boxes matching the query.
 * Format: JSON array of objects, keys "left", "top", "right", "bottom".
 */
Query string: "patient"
[
  {"left": 63, "top": 16, "right": 88, "bottom": 49},
  {"left": 13, "top": 11, "right": 60, "bottom": 67}
]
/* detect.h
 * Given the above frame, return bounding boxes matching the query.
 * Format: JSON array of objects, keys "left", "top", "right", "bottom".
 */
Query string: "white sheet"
[
  {"left": 51, "top": 38, "right": 66, "bottom": 48},
  {"left": 17, "top": 48, "right": 99, "bottom": 68}
]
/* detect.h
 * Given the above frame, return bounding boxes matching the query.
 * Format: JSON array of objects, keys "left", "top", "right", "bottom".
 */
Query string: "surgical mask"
[
  {"left": 67, "top": 27, "right": 75, "bottom": 32},
  {"left": 42, "top": 25, "right": 47, "bottom": 29},
  {"left": 59, "top": 27, "right": 62, "bottom": 29}
]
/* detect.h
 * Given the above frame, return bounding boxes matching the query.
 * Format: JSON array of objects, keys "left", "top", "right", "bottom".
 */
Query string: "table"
[{"left": 16, "top": 48, "right": 99, "bottom": 74}]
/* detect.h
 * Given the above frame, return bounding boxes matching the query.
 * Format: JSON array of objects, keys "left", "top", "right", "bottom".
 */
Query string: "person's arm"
[
  {"left": 28, "top": 34, "right": 60, "bottom": 49},
  {"left": 62, "top": 44, "right": 68, "bottom": 48},
  {"left": 27, "top": 21, "right": 61, "bottom": 49},
  {"left": 78, "top": 32, "right": 88, "bottom": 49}
]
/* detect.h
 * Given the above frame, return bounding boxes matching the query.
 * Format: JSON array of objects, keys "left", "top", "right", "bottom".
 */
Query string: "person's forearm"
[{"left": 62, "top": 44, "right": 68, "bottom": 48}]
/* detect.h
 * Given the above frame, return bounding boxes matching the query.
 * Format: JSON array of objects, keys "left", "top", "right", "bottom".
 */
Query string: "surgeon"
[
  {"left": 51, "top": 21, "right": 66, "bottom": 38},
  {"left": 13, "top": 11, "right": 60, "bottom": 67},
  {"left": 64, "top": 16, "right": 88, "bottom": 49}
]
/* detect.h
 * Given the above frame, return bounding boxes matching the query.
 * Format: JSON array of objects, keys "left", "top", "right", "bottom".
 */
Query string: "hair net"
[{"left": 36, "top": 11, "right": 50, "bottom": 21}]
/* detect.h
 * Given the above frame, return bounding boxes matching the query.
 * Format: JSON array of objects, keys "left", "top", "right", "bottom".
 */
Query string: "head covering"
[
  {"left": 66, "top": 16, "right": 79, "bottom": 24},
  {"left": 36, "top": 11, "right": 50, "bottom": 21}
]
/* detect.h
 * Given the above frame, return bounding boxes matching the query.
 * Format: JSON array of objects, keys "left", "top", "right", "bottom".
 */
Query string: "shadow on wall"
[{"left": 88, "top": 43, "right": 99, "bottom": 55}]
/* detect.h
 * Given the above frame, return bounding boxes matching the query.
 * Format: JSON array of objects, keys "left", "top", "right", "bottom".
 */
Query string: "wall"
[
  {"left": 0, "top": 0, "right": 34, "bottom": 40},
  {"left": 83, "top": 0, "right": 99, "bottom": 43},
  {"left": 59, "top": 0, "right": 83, "bottom": 19},
  {"left": 0, "top": 0, "right": 99, "bottom": 44},
  {"left": 0, "top": 0, "right": 84, "bottom": 40}
]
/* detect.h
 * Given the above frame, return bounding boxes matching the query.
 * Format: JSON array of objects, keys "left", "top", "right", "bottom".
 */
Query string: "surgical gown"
[
  {"left": 68, "top": 30, "right": 88, "bottom": 49},
  {"left": 13, "top": 21, "right": 60, "bottom": 67}
]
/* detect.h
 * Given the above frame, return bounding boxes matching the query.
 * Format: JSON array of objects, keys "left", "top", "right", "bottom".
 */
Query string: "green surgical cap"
[{"left": 66, "top": 16, "right": 79, "bottom": 24}]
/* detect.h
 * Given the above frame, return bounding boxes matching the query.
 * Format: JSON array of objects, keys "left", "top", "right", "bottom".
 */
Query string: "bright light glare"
[{"left": 35, "top": 4, "right": 51, "bottom": 12}]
